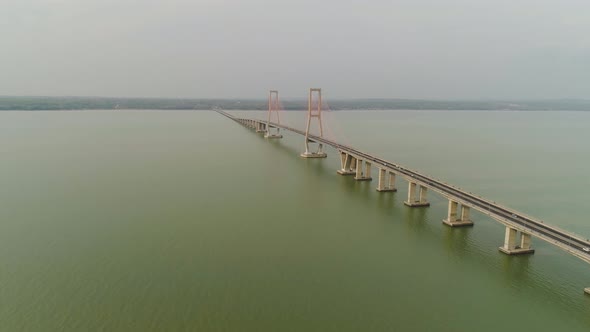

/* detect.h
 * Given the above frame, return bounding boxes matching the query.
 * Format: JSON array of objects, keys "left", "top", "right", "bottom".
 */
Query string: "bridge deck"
[{"left": 218, "top": 111, "right": 590, "bottom": 265}]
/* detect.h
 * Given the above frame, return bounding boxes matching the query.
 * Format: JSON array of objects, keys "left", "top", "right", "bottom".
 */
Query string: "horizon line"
[{"left": 1, "top": 95, "right": 589, "bottom": 102}]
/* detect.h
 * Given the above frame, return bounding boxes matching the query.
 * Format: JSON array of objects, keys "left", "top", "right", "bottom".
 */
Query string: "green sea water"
[{"left": 1, "top": 110, "right": 589, "bottom": 331}]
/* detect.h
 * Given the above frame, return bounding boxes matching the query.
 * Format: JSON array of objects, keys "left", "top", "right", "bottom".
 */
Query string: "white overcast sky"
[{"left": 1, "top": 0, "right": 589, "bottom": 99}]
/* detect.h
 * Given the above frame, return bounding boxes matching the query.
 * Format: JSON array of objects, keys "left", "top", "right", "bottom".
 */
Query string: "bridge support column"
[
  {"left": 443, "top": 201, "right": 474, "bottom": 227},
  {"left": 256, "top": 122, "right": 266, "bottom": 133},
  {"left": 585, "top": 288, "right": 590, "bottom": 295},
  {"left": 354, "top": 159, "right": 372, "bottom": 181},
  {"left": 376, "top": 168, "right": 397, "bottom": 192},
  {"left": 265, "top": 126, "right": 282, "bottom": 139},
  {"left": 498, "top": 227, "right": 535, "bottom": 255},
  {"left": 404, "top": 182, "right": 430, "bottom": 207},
  {"left": 337, "top": 151, "right": 356, "bottom": 175},
  {"left": 301, "top": 141, "right": 327, "bottom": 158}
]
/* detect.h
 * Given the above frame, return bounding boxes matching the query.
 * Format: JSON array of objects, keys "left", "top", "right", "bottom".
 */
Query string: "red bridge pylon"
[
  {"left": 300, "top": 88, "right": 327, "bottom": 158},
  {"left": 264, "top": 90, "right": 283, "bottom": 139}
]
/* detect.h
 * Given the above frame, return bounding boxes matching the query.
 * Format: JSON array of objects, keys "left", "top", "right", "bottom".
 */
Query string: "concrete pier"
[
  {"left": 301, "top": 141, "right": 327, "bottom": 158},
  {"left": 499, "top": 227, "right": 535, "bottom": 255},
  {"left": 404, "top": 182, "right": 430, "bottom": 207},
  {"left": 376, "top": 168, "right": 397, "bottom": 192},
  {"left": 256, "top": 122, "right": 266, "bottom": 133},
  {"left": 264, "top": 128, "right": 283, "bottom": 139},
  {"left": 443, "top": 200, "right": 474, "bottom": 227},
  {"left": 265, "top": 133, "right": 283, "bottom": 139},
  {"left": 301, "top": 151, "right": 328, "bottom": 158},
  {"left": 337, "top": 151, "right": 356, "bottom": 175},
  {"left": 354, "top": 159, "right": 372, "bottom": 181},
  {"left": 584, "top": 288, "right": 590, "bottom": 295}
]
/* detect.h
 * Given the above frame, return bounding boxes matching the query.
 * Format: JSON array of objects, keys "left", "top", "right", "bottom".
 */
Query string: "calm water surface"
[{"left": 1, "top": 110, "right": 590, "bottom": 331}]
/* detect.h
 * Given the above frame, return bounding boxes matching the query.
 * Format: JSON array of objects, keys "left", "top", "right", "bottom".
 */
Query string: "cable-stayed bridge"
[{"left": 216, "top": 88, "right": 590, "bottom": 295}]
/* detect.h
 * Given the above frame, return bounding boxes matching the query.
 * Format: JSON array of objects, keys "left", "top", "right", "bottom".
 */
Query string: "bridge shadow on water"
[
  {"left": 499, "top": 253, "right": 533, "bottom": 286},
  {"left": 375, "top": 191, "right": 398, "bottom": 213},
  {"left": 255, "top": 130, "right": 443, "bottom": 239}
]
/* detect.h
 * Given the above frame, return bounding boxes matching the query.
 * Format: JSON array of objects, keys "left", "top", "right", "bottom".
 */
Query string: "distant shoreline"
[{"left": 1, "top": 96, "right": 589, "bottom": 111}]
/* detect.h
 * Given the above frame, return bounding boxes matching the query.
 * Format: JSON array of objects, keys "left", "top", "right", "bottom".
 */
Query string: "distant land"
[{"left": 1, "top": 96, "right": 589, "bottom": 111}]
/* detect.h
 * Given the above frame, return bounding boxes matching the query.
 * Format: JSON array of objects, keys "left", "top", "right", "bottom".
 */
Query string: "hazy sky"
[{"left": 1, "top": 0, "right": 589, "bottom": 99}]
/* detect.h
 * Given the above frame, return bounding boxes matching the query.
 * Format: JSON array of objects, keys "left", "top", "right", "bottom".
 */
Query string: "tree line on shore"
[{"left": 1, "top": 96, "right": 589, "bottom": 111}]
